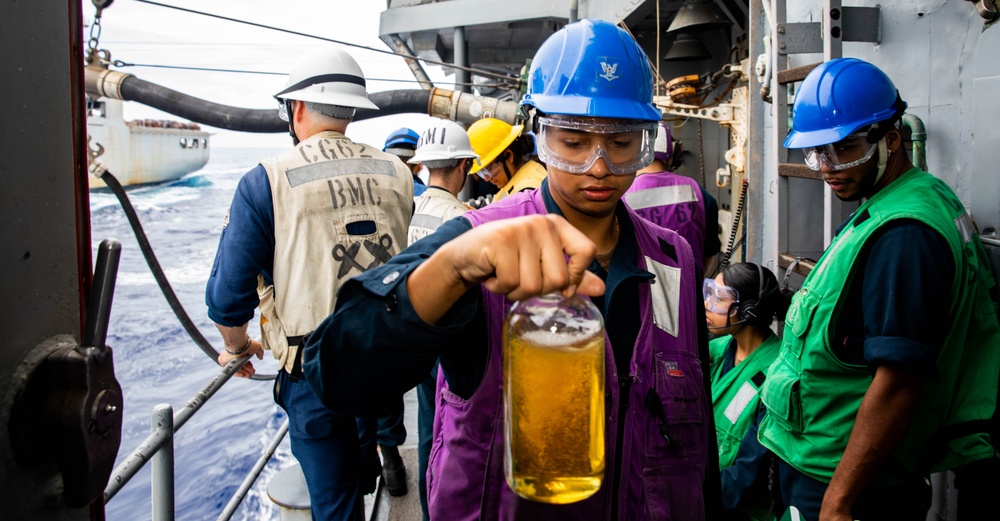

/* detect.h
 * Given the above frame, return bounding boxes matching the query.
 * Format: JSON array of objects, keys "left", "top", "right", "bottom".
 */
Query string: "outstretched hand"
[{"left": 409, "top": 214, "right": 605, "bottom": 323}]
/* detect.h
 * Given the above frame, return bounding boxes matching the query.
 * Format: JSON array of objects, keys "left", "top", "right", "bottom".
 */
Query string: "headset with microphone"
[
  {"left": 708, "top": 264, "right": 773, "bottom": 330},
  {"left": 739, "top": 264, "right": 769, "bottom": 323}
]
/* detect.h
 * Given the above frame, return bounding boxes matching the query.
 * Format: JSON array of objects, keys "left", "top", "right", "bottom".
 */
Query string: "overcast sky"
[{"left": 90, "top": 0, "right": 453, "bottom": 149}]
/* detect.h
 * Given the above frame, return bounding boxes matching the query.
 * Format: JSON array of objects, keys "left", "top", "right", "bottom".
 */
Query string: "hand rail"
[
  {"left": 104, "top": 356, "right": 250, "bottom": 501},
  {"left": 217, "top": 419, "right": 290, "bottom": 521}
]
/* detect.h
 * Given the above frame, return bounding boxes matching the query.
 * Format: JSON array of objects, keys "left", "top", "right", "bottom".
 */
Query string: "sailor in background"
[
  {"left": 407, "top": 119, "right": 478, "bottom": 245},
  {"left": 704, "top": 263, "right": 790, "bottom": 521},
  {"left": 383, "top": 126, "right": 428, "bottom": 196},
  {"left": 302, "top": 18, "right": 722, "bottom": 521},
  {"left": 760, "top": 57, "right": 1000, "bottom": 520},
  {"left": 625, "top": 122, "right": 721, "bottom": 275},
  {"left": 466, "top": 117, "right": 547, "bottom": 204},
  {"left": 205, "top": 46, "right": 414, "bottom": 521},
  {"left": 405, "top": 118, "right": 480, "bottom": 520}
]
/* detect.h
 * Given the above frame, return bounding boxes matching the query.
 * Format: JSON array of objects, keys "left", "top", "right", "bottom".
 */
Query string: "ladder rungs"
[
  {"left": 778, "top": 163, "right": 822, "bottom": 180},
  {"left": 777, "top": 63, "right": 821, "bottom": 85}
]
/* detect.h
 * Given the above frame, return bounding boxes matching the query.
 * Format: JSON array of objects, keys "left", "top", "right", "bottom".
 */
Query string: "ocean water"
[{"left": 90, "top": 147, "right": 416, "bottom": 520}]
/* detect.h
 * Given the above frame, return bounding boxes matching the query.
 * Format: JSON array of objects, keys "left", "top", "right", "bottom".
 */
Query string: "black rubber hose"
[
  {"left": 99, "top": 170, "right": 276, "bottom": 381},
  {"left": 365, "top": 89, "right": 434, "bottom": 120},
  {"left": 119, "top": 76, "right": 433, "bottom": 132},
  {"left": 120, "top": 76, "right": 284, "bottom": 132}
]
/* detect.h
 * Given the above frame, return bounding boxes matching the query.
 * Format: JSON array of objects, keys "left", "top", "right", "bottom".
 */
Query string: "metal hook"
[
  {"left": 87, "top": 135, "right": 108, "bottom": 178},
  {"left": 782, "top": 257, "right": 803, "bottom": 292}
]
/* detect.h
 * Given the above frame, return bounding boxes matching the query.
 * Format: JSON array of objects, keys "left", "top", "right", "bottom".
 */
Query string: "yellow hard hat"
[{"left": 466, "top": 118, "right": 524, "bottom": 174}]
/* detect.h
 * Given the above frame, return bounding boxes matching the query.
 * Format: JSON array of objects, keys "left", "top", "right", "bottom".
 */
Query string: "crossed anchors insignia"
[
  {"left": 599, "top": 61, "right": 619, "bottom": 81},
  {"left": 332, "top": 234, "right": 394, "bottom": 279}
]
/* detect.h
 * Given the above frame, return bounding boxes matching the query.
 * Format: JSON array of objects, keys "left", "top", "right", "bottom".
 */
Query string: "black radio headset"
[{"left": 739, "top": 264, "right": 769, "bottom": 323}]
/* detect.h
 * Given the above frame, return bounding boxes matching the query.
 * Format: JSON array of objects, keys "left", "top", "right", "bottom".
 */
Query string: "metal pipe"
[
  {"left": 151, "top": 404, "right": 175, "bottom": 521},
  {"left": 104, "top": 360, "right": 244, "bottom": 501},
  {"left": 454, "top": 26, "right": 471, "bottom": 93},
  {"left": 428, "top": 88, "right": 519, "bottom": 125},
  {"left": 902, "top": 113, "right": 927, "bottom": 171},
  {"left": 569, "top": 0, "right": 579, "bottom": 23},
  {"left": 82, "top": 238, "right": 121, "bottom": 349},
  {"left": 382, "top": 34, "right": 434, "bottom": 90},
  {"left": 216, "top": 419, "right": 290, "bottom": 521},
  {"left": 172, "top": 359, "right": 242, "bottom": 432}
]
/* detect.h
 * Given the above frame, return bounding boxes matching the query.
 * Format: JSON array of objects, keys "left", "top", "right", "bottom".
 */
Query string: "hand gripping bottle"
[{"left": 503, "top": 293, "right": 605, "bottom": 504}]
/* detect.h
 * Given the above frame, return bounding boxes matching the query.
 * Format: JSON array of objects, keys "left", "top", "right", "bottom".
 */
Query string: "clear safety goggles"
[
  {"left": 803, "top": 132, "right": 878, "bottom": 171},
  {"left": 476, "top": 160, "right": 503, "bottom": 182},
  {"left": 703, "top": 278, "right": 739, "bottom": 315},
  {"left": 535, "top": 117, "right": 657, "bottom": 175}
]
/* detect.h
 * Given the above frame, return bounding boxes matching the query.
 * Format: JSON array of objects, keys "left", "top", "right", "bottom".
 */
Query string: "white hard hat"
[
  {"left": 274, "top": 47, "right": 378, "bottom": 110},
  {"left": 409, "top": 120, "right": 481, "bottom": 164}
]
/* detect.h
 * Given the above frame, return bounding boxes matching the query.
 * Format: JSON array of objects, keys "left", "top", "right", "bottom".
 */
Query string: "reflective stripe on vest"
[{"left": 624, "top": 183, "right": 698, "bottom": 210}]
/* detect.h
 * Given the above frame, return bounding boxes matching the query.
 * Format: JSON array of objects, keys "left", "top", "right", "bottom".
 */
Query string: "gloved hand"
[{"left": 466, "top": 195, "right": 492, "bottom": 209}]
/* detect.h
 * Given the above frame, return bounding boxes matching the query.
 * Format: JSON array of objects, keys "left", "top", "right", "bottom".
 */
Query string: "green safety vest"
[
  {"left": 711, "top": 333, "right": 780, "bottom": 467},
  {"left": 711, "top": 333, "right": 780, "bottom": 521},
  {"left": 759, "top": 168, "right": 1000, "bottom": 484}
]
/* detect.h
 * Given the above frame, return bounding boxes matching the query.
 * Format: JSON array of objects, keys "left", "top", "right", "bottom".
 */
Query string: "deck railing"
[{"left": 103, "top": 356, "right": 288, "bottom": 521}]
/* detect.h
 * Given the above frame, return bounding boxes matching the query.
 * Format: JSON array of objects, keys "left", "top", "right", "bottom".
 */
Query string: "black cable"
[
  {"left": 720, "top": 178, "right": 748, "bottom": 271},
  {"left": 99, "top": 169, "right": 276, "bottom": 381},
  {"left": 133, "top": 0, "right": 515, "bottom": 82},
  {"left": 116, "top": 62, "right": 514, "bottom": 89}
]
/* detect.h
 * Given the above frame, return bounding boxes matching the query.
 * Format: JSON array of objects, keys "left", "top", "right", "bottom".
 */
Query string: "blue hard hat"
[
  {"left": 383, "top": 127, "right": 420, "bottom": 151},
  {"left": 784, "top": 58, "right": 906, "bottom": 149},
  {"left": 520, "top": 19, "right": 663, "bottom": 122}
]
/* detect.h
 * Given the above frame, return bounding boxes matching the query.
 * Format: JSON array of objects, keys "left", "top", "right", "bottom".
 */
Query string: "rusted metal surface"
[{"left": 778, "top": 162, "right": 822, "bottom": 180}]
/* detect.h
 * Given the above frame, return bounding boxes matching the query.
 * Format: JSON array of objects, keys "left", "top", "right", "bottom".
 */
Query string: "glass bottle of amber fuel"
[{"left": 503, "top": 292, "right": 605, "bottom": 504}]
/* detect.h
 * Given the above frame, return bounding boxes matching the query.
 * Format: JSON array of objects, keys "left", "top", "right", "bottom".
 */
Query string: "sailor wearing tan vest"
[
  {"left": 407, "top": 119, "right": 478, "bottom": 245},
  {"left": 205, "top": 46, "right": 413, "bottom": 521}
]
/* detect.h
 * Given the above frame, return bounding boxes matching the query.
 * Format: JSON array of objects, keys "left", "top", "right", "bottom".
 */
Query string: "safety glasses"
[
  {"left": 476, "top": 160, "right": 503, "bottom": 182},
  {"left": 703, "top": 278, "right": 739, "bottom": 315},
  {"left": 536, "top": 117, "right": 657, "bottom": 175},
  {"left": 277, "top": 100, "right": 292, "bottom": 122},
  {"left": 803, "top": 132, "right": 878, "bottom": 171}
]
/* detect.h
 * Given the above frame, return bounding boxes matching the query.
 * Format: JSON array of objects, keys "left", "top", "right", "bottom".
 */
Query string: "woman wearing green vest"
[{"left": 705, "top": 263, "right": 790, "bottom": 521}]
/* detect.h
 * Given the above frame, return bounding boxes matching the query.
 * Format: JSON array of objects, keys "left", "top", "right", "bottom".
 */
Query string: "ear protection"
[{"left": 739, "top": 264, "right": 769, "bottom": 323}]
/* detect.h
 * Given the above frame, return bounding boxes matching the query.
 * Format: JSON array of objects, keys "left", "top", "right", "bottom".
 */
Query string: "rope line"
[
  {"left": 115, "top": 62, "right": 513, "bottom": 88},
  {"left": 133, "top": 0, "right": 516, "bottom": 82}
]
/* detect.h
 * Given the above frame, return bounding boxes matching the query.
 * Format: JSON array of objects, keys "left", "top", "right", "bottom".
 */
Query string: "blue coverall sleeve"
[
  {"left": 205, "top": 165, "right": 275, "bottom": 327},
  {"left": 862, "top": 220, "right": 954, "bottom": 378},
  {"left": 302, "top": 217, "right": 483, "bottom": 417}
]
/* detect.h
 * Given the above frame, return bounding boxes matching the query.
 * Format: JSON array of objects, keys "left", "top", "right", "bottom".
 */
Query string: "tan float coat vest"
[
  {"left": 407, "top": 187, "right": 469, "bottom": 246},
  {"left": 258, "top": 131, "right": 413, "bottom": 371}
]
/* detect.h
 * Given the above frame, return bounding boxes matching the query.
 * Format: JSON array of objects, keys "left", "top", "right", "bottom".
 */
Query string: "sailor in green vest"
[
  {"left": 706, "top": 263, "right": 790, "bottom": 521},
  {"left": 759, "top": 58, "right": 1000, "bottom": 521}
]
